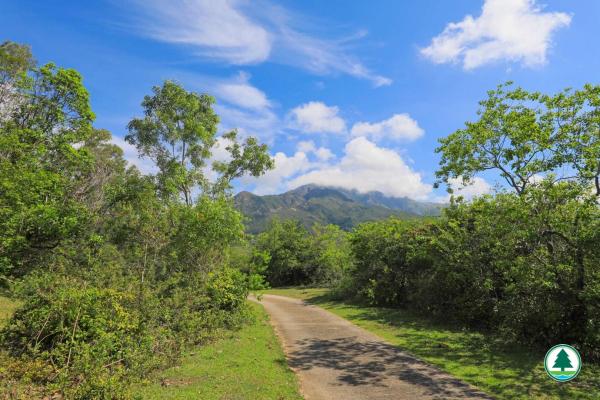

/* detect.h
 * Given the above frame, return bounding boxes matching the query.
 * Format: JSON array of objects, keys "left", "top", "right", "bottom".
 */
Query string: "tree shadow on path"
[{"left": 288, "top": 336, "right": 494, "bottom": 399}]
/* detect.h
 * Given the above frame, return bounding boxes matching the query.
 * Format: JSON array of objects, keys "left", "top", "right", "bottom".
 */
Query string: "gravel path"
[{"left": 252, "top": 294, "right": 493, "bottom": 400}]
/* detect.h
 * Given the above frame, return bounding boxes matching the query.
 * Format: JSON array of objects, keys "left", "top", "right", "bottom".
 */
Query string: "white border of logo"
[{"left": 544, "top": 344, "right": 582, "bottom": 382}]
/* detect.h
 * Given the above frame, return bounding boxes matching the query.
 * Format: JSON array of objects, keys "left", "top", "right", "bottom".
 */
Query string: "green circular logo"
[{"left": 544, "top": 344, "right": 581, "bottom": 382}]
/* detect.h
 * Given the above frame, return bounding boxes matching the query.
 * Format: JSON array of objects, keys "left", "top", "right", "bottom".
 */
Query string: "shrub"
[
  {"left": 254, "top": 219, "right": 352, "bottom": 287},
  {"left": 2, "top": 276, "right": 169, "bottom": 399},
  {"left": 343, "top": 184, "right": 600, "bottom": 360}
]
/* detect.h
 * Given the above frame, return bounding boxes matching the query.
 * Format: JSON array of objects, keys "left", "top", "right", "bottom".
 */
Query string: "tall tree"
[
  {"left": 435, "top": 82, "right": 556, "bottom": 195},
  {"left": 126, "top": 81, "right": 273, "bottom": 203},
  {"left": 126, "top": 81, "right": 218, "bottom": 204},
  {"left": 435, "top": 82, "right": 600, "bottom": 196},
  {"left": 545, "top": 85, "right": 600, "bottom": 196},
  {"left": 0, "top": 42, "right": 95, "bottom": 280}
]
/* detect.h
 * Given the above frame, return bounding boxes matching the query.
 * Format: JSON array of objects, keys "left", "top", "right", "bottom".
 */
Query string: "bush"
[
  {"left": 254, "top": 219, "right": 352, "bottom": 287},
  {"left": 2, "top": 265, "right": 254, "bottom": 398},
  {"left": 2, "top": 276, "right": 169, "bottom": 399},
  {"left": 343, "top": 184, "right": 600, "bottom": 360}
]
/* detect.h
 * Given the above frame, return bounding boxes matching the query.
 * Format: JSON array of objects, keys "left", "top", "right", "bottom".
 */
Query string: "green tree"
[
  {"left": 553, "top": 349, "right": 573, "bottom": 371},
  {"left": 126, "top": 81, "right": 273, "bottom": 203},
  {"left": 1, "top": 41, "right": 261, "bottom": 397},
  {"left": 0, "top": 42, "right": 95, "bottom": 281},
  {"left": 126, "top": 81, "right": 219, "bottom": 204},
  {"left": 435, "top": 82, "right": 556, "bottom": 195},
  {"left": 435, "top": 82, "right": 600, "bottom": 197},
  {"left": 254, "top": 219, "right": 313, "bottom": 286},
  {"left": 211, "top": 130, "right": 274, "bottom": 195},
  {"left": 310, "top": 224, "right": 352, "bottom": 285},
  {"left": 0, "top": 41, "right": 34, "bottom": 123},
  {"left": 544, "top": 84, "right": 600, "bottom": 196}
]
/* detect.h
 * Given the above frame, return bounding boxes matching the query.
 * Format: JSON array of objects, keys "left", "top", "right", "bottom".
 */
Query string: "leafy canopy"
[
  {"left": 126, "top": 81, "right": 273, "bottom": 204},
  {"left": 436, "top": 82, "right": 600, "bottom": 196}
]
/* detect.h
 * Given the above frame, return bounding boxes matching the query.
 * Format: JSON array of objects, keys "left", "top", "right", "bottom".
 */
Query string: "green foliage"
[
  {"left": 436, "top": 82, "right": 600, "bottom": 196},
  {"left": 137, "top": 302, "right": 302, "bottom": 400},
  {"left": 0, "top": 41, "right": 34, "bottom": 83},
  {"left": 254, "top": 219, "right": 352, "bottom": 287},
  {"left": 348, "top": 218, "right": 429, "bottom": 306},
  {"left": 0, "top": 41, "right": 274, "bottom": 398},
  {"left": 126, "top": 81, "right": 219, "bottom": 204},
  {"left": 310, "top": 224, "right": 353, "bottom": 285},
  {"left": 345, "top": 178, "right": 600, "bottom": 361},
  {"left": 126, "top": 81, "right": 273, "bottom": 204},
  {"left": 3, "top": 276, "right": 165, "bottom": 399},
  {"left": 426, "top": 82, "right": 600, "bottom": 360}
]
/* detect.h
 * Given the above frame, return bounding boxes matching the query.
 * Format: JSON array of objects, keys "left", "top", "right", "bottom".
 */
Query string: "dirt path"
[{"left": 252, "top": 294, "right": 493, "bottom": 400}]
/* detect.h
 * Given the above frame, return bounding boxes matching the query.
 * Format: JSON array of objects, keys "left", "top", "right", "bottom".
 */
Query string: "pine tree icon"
[{"left": 553, "top": 349, "right": 573, "bottom": 371}]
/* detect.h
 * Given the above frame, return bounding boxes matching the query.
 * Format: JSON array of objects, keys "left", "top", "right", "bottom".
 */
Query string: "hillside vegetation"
[{"left": 234, "top": 184, "right": 443, "bottom": 233}]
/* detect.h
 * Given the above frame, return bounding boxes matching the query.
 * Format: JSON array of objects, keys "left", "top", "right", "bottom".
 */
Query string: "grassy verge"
[
  {"left": 262, "top": 288, "right": 600, "bottom": 400},
  {"left": 0, "top": 295, "right": 20, "bottom": 326},
  {"left": 137, "top": 301, "right": 302, "bottom": 400}
]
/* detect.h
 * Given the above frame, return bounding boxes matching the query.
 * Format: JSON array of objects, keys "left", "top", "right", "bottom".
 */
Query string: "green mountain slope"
[{"left": 234, "top": 184, "right": 444, "bottom": 233}]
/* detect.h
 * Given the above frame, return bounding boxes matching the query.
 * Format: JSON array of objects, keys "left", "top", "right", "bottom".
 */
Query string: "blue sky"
[{"left": 2, "top": 0, "right": 599, "bottom": 200}]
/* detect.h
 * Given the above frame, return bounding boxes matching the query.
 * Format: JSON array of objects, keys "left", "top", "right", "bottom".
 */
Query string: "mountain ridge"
[{"left": 234, "top": 184, "right": 444, "bottom": 233}]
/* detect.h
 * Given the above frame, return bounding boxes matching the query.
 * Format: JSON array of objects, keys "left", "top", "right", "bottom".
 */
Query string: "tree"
[
  {"left": 0, "top": 43, "right": 95, "bottom": 281},
  {"left": 211, "top": 130, "right": 274, "bottom": 195},
  {"left": 435, "top": 82, "right": 600, "bottom": 196},
  {"left": 254, "top": 219, "right": 314, "bottom": 286},
  {"left": 126, "top": 81, "right": 273, "bottom": 204},
  {"left": 0, "top": 41, "right": 34, "bottom": 123},
  {"left": 126, "top": 81, "right": 219, "bottom": 204},
  {"left": 435, "top": 82, "right": 556, "bottom": 195},
  {"left": 553, "top": 349, "right": 573, "bottom": 371},
  {"left": 310, "top": 224, "right": 352, "bottom": 285},
  {"left": 545, "top": 84, "right": 600, "bottom": 196}
]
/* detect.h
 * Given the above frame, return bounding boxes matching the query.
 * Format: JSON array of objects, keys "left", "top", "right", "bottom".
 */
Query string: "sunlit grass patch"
[
  {"left": 0, "top": 295, "right": 19, "bottom": 326},
  {"left": 137, "top": 301, "right": 302, "bottom": 400}
]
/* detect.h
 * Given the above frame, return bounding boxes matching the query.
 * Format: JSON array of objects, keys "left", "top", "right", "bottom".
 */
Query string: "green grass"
[
  {"left": 262, "top": 288, "right": 600, "bottom": 400},
  {"left": 137, "top": 301, "right": 302, "bottom": 400},
  {"left": 0, "top": 295, "right": 20, "bottom": 326}
]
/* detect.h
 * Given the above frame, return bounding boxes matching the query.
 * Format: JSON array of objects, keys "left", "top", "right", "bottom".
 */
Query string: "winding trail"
[{"left": 252, "top": 294, "right": 493, "bottom": 400}]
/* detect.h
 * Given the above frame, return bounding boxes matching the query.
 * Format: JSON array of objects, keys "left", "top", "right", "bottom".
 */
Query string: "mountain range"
[{"left": 234, "top": 184, "right": 445, "bottom": 233}]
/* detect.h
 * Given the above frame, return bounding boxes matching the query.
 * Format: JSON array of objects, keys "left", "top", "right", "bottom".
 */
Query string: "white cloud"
[
  {"left": 272, "top": 18, "right": 392, "bottom": 86},
  {"left": 127, "top": 0, "right": 390, "bottom": 86},
  {"left": 244, "top": 150, "right": 313, "bottom": 195},
  {"left": 351, "top": 114, "right": 424, "bottom": 142},
  {"left": 289, "top": 101, "right": 346, "bottom": 134},
  {"left": 421, "top": 0, "right": 571, "bottom": 69},
  {"left": 289, "top": 137, "right": 432, "bottom": 199},
  {"left": 297, "top": 140, "right": 334, "bottom": 161},
  {"left": 446, "top": 176, "right": 491, "bottom": 200},
  {"left": 131, "top": 0, "right": 271, "bottom": 64},
  {"left": 110, "top": 136, "right": 158, "bottom": 174},
  {"left": 314, "top": 147, "right": 334, "bottom": 161},
  {"left": 297, "top": 140, "right": 317, "bottom": 153},
  {"left": 215, "top": 72, "right": 271, "bottom": 110},
  {"left": 214, "top": 103, "right": 279, "bottom": 144},
  {"left": 180, "top": 71, "right": 278, "bottom": 143}
]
